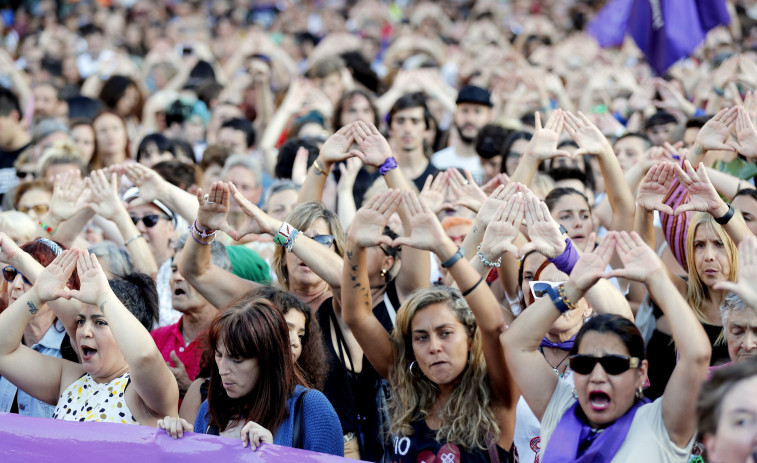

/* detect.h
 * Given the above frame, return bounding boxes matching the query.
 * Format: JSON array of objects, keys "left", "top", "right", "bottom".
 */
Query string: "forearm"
[
  {"left": 341, "top": 239, "right": 373, "bottom": 324},
  {"left": 158, "top": 183, "right": 200, "bottom": 223},
  {"left": 292, "top": 233, "right": 344, "bottom": 289},
  {"left": 112, "top": 210, "right": 158, "bottom": 278},
  {"left": 297, "top": 156, "right": 330, "bottom": 204},
  {"left": 713, "top": 201, "right": 754, "bottom": 245},
  {"left": 598, "top": 149, "right": 636, "bottom": 230},
  {"left": 510, "top": 155, "right": 541, "bottom": 187},
  {"left": 337, "top": 188, "right": 357, "bottom": 230},
  {"left": 0, "top": 289, "right": 43, "bottom": 357},
  {"left": 634, "top": 206, "right": 656, "bottom": 250},
  {"left": 584, "top": 280, "right": 633, "bottom": 321},
  {"left": 97, "top": 291, "right": 163, "bottom": 370},
  {"left": 706, "top": 167, "right": 754, "bottom": 199},
  {"left": 686, "top": 143, "right": 707, "bottom": 167},
  {"left": 460, "top": 217, "right": 486, "bottom": 261}
]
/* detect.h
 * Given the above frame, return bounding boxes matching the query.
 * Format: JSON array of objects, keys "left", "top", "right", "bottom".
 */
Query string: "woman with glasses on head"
[
  {"left": 0, "top": 236, "right": 78, "bottom": 418},
  {"left": 502, "top": 231, "right": 711, "bottom": 462}
]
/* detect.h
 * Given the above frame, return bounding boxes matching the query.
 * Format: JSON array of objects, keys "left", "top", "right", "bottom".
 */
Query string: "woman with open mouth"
[
  {"left": 0, "top": 248, "right": 178, "bottom": 426},
  {"left": 503, "top": 231, "right": 711, "bottom": 462}
]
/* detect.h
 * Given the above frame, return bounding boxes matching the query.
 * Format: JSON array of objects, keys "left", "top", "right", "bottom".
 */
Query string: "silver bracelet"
[
  {"left": 476, "top": 245, "right": 501, "bottom": 268},
  {"left": 124, "top": 234, "right": 144, "bottom": 245}
]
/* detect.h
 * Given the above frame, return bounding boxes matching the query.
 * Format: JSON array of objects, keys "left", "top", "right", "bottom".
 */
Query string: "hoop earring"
[
  {"left": 409, "top": 361, "right": 418, "bottom": 377},
  {"left": 380, "top": 268, "right": 388, "bottom": 278},
  {"left": 571, "top": 387, "right": 578, "bottom": 400}
]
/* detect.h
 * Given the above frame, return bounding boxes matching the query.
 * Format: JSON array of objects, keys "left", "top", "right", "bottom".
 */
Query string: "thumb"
[
  {"left": 712, "top": 143, "right": 736, "bottom": 152},
  {"left": 52, "top": 288, "right": 71, "bottom": 300},
  {"left": 170, "top": 351, "right": 184, "bottom": 367},
  {"left": 66, "top": 289, "right": 81, "bottom": 301},
  {"left": 657, "top": 204, "right": 675, "bottom": 215},
  {"left": 391, "top": 237, "right": 412, "bottom": 248},
  {"left": 712, "top": 281, "right": 738, "bottom": 293},
  {"left": 673, "top": 204, "right": 695, "bottom": 215},
  {"left": 517, "top": 242, "right": 536, "bottom": 259},
  {"left": 377, "top": 236, "right": 394, "bottom": 247}
]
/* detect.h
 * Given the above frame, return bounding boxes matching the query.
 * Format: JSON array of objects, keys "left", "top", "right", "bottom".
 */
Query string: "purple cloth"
[
  {"left": 0, "top": 412, "right": 354, "bottom": 463},
  {"left": 548, "top": 238, "right": 579, "bottom": 275},
  {"left": 540, "top": 335, "right": 576, "bottom": 351},
  {"left": 379, "top": 157, "right": 398, "bottom": 175},
  {"left": 541, "top": 398, "right": 650, "bottom": 463},
  {"left": 588, "top": 0, "right": 730, "bottom": 75}
]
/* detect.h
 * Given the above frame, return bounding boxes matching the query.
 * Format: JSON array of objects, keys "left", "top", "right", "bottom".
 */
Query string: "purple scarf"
[
  {"left": 540, "top": 335, "right": 576, "bottom": 351},
  {"left": 541, "top": 398, "right": 650, "bottom": 463}
]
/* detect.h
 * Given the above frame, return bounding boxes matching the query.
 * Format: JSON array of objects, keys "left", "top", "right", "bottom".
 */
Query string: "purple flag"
[
  {"left": 0, "top": 413, "right": 358, "bottom": 463},
  {"left": 588, "top": 0, "right": 731, "bottom": 75}
]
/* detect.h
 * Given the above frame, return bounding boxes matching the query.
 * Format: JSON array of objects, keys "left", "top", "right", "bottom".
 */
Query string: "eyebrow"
[{"left": 412, "top": 323, "right": 455, "bottom": 334}]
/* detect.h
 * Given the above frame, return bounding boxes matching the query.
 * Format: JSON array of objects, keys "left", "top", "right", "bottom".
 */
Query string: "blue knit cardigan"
[{"left": 194, "top": 385, "right": 344, "bottom": 456}]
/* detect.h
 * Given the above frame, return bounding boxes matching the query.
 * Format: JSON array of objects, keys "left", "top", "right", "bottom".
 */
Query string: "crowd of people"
[{"left": 0, "top": 0, "right": 756, "bottom": 462}]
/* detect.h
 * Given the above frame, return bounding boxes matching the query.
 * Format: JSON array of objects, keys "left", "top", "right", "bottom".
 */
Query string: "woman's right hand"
[
  {"left": 157, "top": 416, "right": 193, "bottom": 439},
  {"left": 196, "top": 181, "right": 232, "bottom": 232},
  {"left": 393, "top": 191, "right": 451, "bottom": 256},
  {"left": 479, "top": 193, "right": 523, "bottom": 259},
  {"left": 123, "top": 163, "right": 169, "bottom": 205},
  {"left": 603, "top": 231, "right": 664, "bottom": 284},
  {"left": 240, "top": 420, "right": 273, "bottom": 450},
  {"left": 519, "top": 191, "right": 566, "bottom": 258},
  {"left": 65, "top": 250, "right": 110, "bottom": 306},
  {"left": 713, "top": 235, "right": 757, "bottom": 308},
  {"left": 349, "top": 189, "right": 401, "bottom": 248},
  {"left": 636, "top": 162, "right": 676, "bottom": 214},
  {"left": 34, "top": 249, "right": 78, "bottom": 303},
  {"left": 566, "top": 232, "right": 610, "bottom": 293},
  {"left": 87, "top": 170, "right": 126, "bottom": 221},
  {"left": 0, "top": 232, "right": 21, "bottom": 264},
  {"left": 227, "top": 182, "right": 278, "bottom": 241}
]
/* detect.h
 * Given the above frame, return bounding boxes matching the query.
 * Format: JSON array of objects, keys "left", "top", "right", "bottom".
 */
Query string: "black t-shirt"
[
  {"left": 367, "top": 162, "right": 441, "bottom": 195},
  {"left": 388, "top": 419, "right": 513, "bottom": 463}
]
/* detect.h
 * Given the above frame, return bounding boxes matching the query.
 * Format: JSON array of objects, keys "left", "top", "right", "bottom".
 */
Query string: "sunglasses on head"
[
  {"left": 130, "top": 214, "right": 168, "bottom": 228},
  {"left": 569, "top": 354, "right": 641, "bottom": 375},
  {"left": 3, "top": 266, "right": 31, "bottom": 285},
  {"left": 529, "top": 280, "right": 566, "bottom": 301},
  {"left": 311, "top": 234, "right": 335, "bottom": 247}
]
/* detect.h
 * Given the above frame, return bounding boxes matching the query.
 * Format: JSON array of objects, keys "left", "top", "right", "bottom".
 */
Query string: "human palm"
[
  {"left": 525, "top": 220, "right": 565, "bottom": 258},
  {"left": 695, "top": 107, "right": 737, "bottom": 151},
  {"left": 713, "top": 236, "right": 757, "bottom": 307},
  {"left": 319, "top": 126, "right": 354, "bottom": 164},
  {"left": 480, "top": 220, "right": 519, "bottom": 257},
  {"left": 196, "top": 182, "right": 231, "bottom": 231},
  {"left": 353, "top": 122, "right": 391, "bottom": 167},
  {"left": 351, "top": 190, "right": 400, "bottom": 248},
  {"left": 35, "top": 250, "right": 78, "bottom": 302},
  {"left": 71, "top": 252, "right": 110, "bottom": 306},
  {"left": 637, "top": 163, "right": 675, "bottom": 214}
]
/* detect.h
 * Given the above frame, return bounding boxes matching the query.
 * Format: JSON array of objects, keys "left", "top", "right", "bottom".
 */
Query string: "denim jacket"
[{"left": 0, "top": 320, "right": 67, "bottom": 418}]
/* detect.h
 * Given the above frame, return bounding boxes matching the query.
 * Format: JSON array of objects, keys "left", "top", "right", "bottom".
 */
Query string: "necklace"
[{"left": 540, "top": 347, "right": 570, "bottom": 375}]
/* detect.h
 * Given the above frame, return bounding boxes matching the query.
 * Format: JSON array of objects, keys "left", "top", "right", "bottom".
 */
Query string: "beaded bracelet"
[
  {"left": 557, "top": 284, "right": 579, "bottom": 311},
  {"left": 190, "top": 231, "right": 214, "bottom": 246},
  {"left": 476, "top": 245, "right": 501, "bottom": 268},
  {"left": 191, "top": 219, "right": 216, "bottom": 239},
  {"left": 38, "top": 220, "right": 56, "bottom": 235}
]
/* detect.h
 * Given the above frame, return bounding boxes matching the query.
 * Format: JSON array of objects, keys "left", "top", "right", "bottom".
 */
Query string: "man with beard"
[{"left": 432, "top": 85, "right": 492, "bottom": 184}]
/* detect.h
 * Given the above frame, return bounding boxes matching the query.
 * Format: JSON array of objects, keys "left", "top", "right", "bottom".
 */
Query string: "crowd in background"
[{"left": 0, "top": 0, "right": 756, "bottom": 462}]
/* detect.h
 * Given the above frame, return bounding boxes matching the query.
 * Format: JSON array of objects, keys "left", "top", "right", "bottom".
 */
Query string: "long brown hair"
[{"left": 206, "top": 297, "right": 296, "bottom": 432}]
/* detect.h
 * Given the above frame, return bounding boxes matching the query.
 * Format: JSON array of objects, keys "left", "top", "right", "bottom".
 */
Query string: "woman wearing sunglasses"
[
  {"left": 503, "top": 231, "right": 711, "bottom": 462},
  {"left": 0, "top": 248, "right": 178, "bottom": 426},
  {"left": 0, "top": 237, "right": 78, "bottom": 419}
]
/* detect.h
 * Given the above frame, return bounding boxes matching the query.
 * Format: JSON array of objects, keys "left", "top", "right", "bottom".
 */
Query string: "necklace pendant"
[{"left": 553, "top": 367, "right": 559, "bottom": 375}]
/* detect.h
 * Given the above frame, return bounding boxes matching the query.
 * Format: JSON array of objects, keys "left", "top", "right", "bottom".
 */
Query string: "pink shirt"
[{"left": 150, "top": 317, "right": 205, "bottom": 384}]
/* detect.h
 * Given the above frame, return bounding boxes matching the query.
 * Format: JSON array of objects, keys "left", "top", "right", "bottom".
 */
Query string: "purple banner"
[
  {"left": 0, "top": 413, "right": 355, "bottom": 463},
  {"left": 588, "top": 0, "right": 730, "bottom": 75}
]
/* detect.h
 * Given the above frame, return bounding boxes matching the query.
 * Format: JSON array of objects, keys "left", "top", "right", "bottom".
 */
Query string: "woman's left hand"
[
  {"left": 603, "top": 231, "right": 664, "bottom": 284},
  {"left": 479, "top": 192, "right": 523, "bottom": 258},
  {"left": 567, "top": 232, "right": 611, "bottom": 292},
  {"left": 240, "top": 420, "right": 273, "bottom": 450},
  {"left": 673, "top": 159, "right": 726, "bottom": 216},
  {"left": 227, "top": 183, "right": 278, "bottom": 241},
  {"left": 65, "top": 250, "right": 110, "bottom": 306},
  {"left": 157, "top": 416, "right": 193, "bottom": 439},
  {"left": 713, "top": 235, "right": 757, "bottom": 307},
  {"left": 349, "top": 189, "right": 401, "bottom": 248}
]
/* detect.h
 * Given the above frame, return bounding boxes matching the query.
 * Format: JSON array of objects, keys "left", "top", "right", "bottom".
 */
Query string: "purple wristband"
[
  {"left": 548, "top": 238, "right": 579, "bottom": 274},
  {"left": 379, "top": 157, "right": 398, "bottom": 175}
]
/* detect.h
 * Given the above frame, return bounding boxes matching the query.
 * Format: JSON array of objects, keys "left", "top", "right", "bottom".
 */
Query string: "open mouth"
[
  {"left": 174, "top": 288, "right": 186, "bottom": 296},
  {"left": 81, "top": 345, "right": 98, "bottom": 361},
  {"left": 572, "top": 234, "right": 585, "bottom": 242},
  {"left": 589, "top": 391, "right": 611, "bottom": 411}
]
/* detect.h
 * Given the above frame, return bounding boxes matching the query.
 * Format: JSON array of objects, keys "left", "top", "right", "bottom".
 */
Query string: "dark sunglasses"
[
  {"left": 311, "top": 234, "right": 335, "bottom": 247},
  {"left": 569, "top": 354, "right": 641, "bottom": 376},
  {"left": 130, "top": 214, "right": 168, "bottom": 228},
  {"left": 3, "top": 266, "right": 31, "bottom": 285}
]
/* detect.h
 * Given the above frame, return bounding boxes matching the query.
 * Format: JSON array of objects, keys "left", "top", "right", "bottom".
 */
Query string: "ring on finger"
[
  {"left": 463, "top": 180, "right": 470, "bottom": 185},
  {"left": 203, "top": 194, "right": 210, "bottom": 201}
]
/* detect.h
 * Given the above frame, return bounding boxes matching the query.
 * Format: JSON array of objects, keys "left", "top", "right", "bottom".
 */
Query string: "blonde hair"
[
  {"left": 272, "top": 201, "right": 345, "bottom": 288},
  {"left": 0, "top": 211, "right": 37, "bottom": 242},
  {"left": 388, "top": 287, "right": 499, "bottom": 451},
  {"left": 685, "top": 212, "right": 738, "bottom": 322}
]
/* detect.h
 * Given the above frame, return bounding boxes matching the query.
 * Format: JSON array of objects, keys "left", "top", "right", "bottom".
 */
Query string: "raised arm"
[
  {"left": 122, "top": 163, "right": 200, "bottom": 223},
  {"left": 687, "top": 106, "right": 737, "bottom": 166},
  {"left": 177, "top": 182, "right": 257, "bottom": 310},
  {"left": 673, "top": 159, "right": 753, "bottom": 245},
  {"left": 228, "top": 182, "right": 345, "bottom": 289},
  {"left": 713, "top": 235, "right": 757, "bottom": 308},
  {"left": 510, "top": 110, "right": 568, "bottom": 187},
  {"left": 0, "top": 250, "right": 81, "bottom": 406},
  {"left": 351, "top": 121, "right": 430, "bottom": 298},
  {"left": 604, "top": 232, "right": 710, "bottom": 448},
  {"left": 502, "top": 237, "right": 614, "bottom": 420},
  {"left": 342, "top": 189, "right": 403, "bottom": 378},
  {"left": 69, "top": 251, "right": 178, "bottom": 419},
  {"left": 297, "top": 125, "right": 354, "bottom": 204},
  {"left": 393, "top": 191, "right": 517, "bottom": 406},
  {"left": 87, "top": 170, "right": 159, "bottom": 278}
]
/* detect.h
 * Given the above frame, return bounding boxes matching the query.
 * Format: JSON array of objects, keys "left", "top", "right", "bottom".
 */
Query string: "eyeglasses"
[
  {"left": 3, "top": 266, "right": 31, "bottom": 285},
  {"left": 17, "top": 204, "right": 50, "bottom": 215},
  {"left": 529, "top": 280, "right": 566, "bottom": 301},
  {"left": 130, "top": 214, "right": 169, "bottom": 228},
  {"left": 569, "top": 354, "right": 641, "bottom": 375},
  {"left": 311, "top": 234, "right": 335, "bottom": 248}
]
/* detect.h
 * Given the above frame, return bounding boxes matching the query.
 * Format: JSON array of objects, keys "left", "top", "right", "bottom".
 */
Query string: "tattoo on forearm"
[{"left": 27, "top": 301, "right": 38, "bottom": 315}]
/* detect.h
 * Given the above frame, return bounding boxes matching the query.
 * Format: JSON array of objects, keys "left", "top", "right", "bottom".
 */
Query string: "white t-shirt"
[
  {"left": 431, "top": 146, "right": 485, "bottom": 184},
  {"left": 539, "top": 380, "right": 694, "bottom": 462}
]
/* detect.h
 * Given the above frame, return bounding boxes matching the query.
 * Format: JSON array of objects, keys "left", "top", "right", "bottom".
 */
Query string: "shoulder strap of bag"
[{"left": 292, "top": 390, "right": 309, "bottom": 449}]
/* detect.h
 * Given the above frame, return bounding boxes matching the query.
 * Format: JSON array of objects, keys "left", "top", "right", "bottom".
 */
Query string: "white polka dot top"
[{"left": 53, "top": 372, "right": 137, "bottom": 424}]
